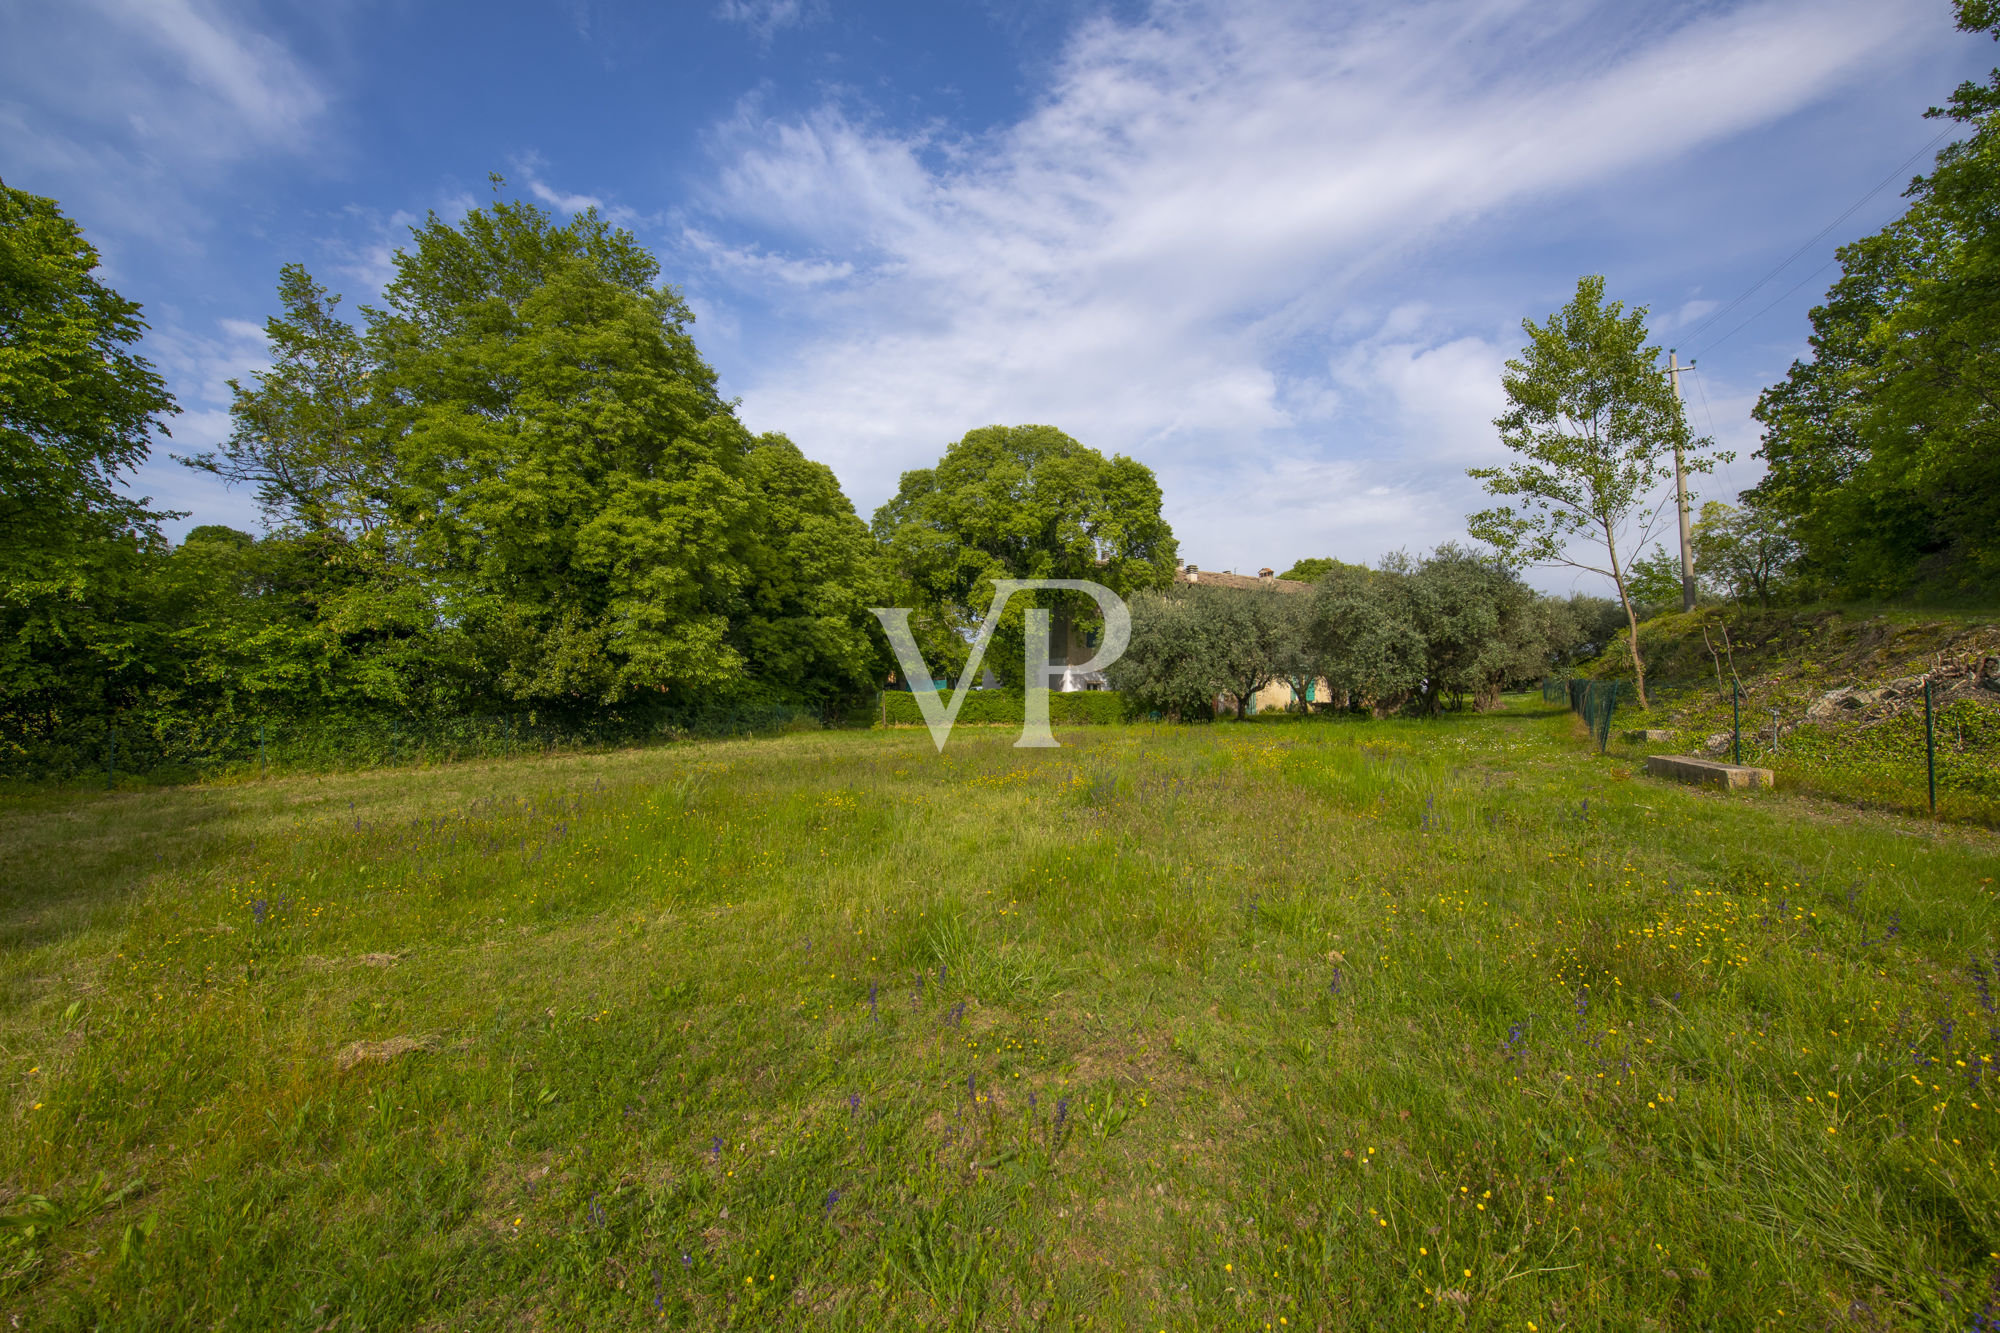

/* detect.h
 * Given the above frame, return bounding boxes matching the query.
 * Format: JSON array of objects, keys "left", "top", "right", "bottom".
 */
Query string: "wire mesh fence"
[
  {"left": 1544, "top": 678, "right": 1622, "bottom": 754},
  {"left": 1544, "top": 669, "right": 2000, "bottom": 823},
  {"left": 0, "top": 701, "right": 833, "bottom": 785}
]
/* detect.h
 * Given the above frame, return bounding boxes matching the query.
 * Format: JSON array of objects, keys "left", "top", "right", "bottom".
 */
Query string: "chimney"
[
  {"left": 1259, "top": 567, "right": 1275, "bottom": 581},
  {"left": 1184, "top": 563, "right": 1198, "bottom": 583}
]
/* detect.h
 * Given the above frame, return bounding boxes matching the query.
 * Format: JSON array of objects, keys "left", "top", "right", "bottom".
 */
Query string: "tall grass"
[{"left": 2, "top": 700, "right": 1996, "bottom": 1328}]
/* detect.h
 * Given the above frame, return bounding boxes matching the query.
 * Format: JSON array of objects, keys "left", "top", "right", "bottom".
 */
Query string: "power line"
[
  {"left": 1689, "top": 365, "right": 1743, "bottom": 503},
  {"left": 1681, "top": 125, "right": 1952, "bottom": 355},
  {"left": 1690, "top": 362, "right": 1719, "bottom": 442},
  {"left": 1691, "top": 255, "right": 1841, "bottom": 358}
]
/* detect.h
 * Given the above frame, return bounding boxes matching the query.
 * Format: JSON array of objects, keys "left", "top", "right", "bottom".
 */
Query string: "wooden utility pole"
[{"left": 1666, "top": 350, "right": 1696, "bottom": 613}]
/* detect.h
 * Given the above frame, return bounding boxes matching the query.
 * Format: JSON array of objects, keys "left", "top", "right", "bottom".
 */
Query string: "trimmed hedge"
[{"left": 879, "top": 689, "right": 1131, "bottom": 726}]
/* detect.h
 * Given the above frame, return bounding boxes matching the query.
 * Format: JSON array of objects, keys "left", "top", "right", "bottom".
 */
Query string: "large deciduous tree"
[
  {"left": 1467, "top": 275, "right": 1720, "bottom": 708},
  {"left": 203, "top": 189, "right": 887, "bottom": 717},
  {"left": 1, "top": 181, "right": 176, "bottom": 730},
  {"left": 375, "top": 196, "right": 754, "bottom": 705},
  {"left": 873, "top": 424, "right": 1177, "bottom": 686},
  {"left": 1691, "top": 501, "right": 1796, "bottom": 607},
  {"left": 1749, "top": 0, "right": 2000, "bottom": 599},
  {"left": 735, "top": 432, "right": 892, "bottom": 710},
  {"left": 190, "top": 265, "right": 388, "bottom": 538}
]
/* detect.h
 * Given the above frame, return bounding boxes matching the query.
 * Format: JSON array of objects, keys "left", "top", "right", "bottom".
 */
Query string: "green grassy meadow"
[{"left": 4, "top": 700, "right": 1999, "bottom": 1330}]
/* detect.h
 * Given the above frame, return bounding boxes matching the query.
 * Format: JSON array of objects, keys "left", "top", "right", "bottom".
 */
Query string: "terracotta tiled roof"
[{"left": 1171, "top": 565, "right": 1310, "bottom": 593}]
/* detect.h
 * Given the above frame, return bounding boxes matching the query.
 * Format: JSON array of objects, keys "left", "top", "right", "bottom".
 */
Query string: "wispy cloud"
[
  {"left": 121, "top": 313, "right": 273, "bottom": 528},
  {"left": 0, "top": 0, "right": 324, "bottom": 245},
  {"left": 715, "top": 0, "right": 826, "bottom": 46},
  {"left": 687, "top": 0, "right": 1937, "bottom": 573}
]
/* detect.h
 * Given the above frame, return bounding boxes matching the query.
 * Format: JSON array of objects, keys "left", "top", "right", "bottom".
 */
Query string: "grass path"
[{"left": 2, "top": 699, "right": 1998, "bottom": 1330}]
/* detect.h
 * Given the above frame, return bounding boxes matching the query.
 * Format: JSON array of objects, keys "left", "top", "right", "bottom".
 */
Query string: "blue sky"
[{"left": 2, "top": 0, "right": 1986, "bottom": 592}]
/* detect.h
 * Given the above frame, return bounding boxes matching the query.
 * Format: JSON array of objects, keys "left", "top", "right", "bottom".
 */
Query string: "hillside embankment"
[{"left": 1586, "top": 605, "right": 2000, "bottom": 822}]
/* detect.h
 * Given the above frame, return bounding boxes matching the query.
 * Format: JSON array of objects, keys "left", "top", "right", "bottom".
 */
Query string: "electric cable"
[{"left": 1681, "top": 125, "right": 1952, "bottom": 355}]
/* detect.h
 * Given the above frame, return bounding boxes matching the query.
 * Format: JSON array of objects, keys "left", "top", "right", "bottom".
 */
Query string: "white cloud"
[
  {"left": 119, "top": 313, "right": 274, "bottom": 535},
  {"left": 682, "top": 228, "right": 856, "bottom": 286},
  {"left": 685, "top": 0, "right": 1939, "bottom": 577},
  {"left": 715, "top": 0, "right": 826, "bottom": 44},
  {"left": 1664, "top": 298, "right": 1722, "bottom": 331},
  {"left": 511, "top": 152, "right": 608, "bottom": 215},
  {"left": 529, "top": 179, "right": 607, "bottom": 214},
  {"left": 0, "top": 0, "right": 324, "bottom": 245},
  {"left": 107, "top": 0, "right": 323, "bottom": 149}
]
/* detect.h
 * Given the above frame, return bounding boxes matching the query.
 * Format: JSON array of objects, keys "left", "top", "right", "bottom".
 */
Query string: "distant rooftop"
[{"left": 1171, "top": 564, "right": 1309, "bottom": 593}]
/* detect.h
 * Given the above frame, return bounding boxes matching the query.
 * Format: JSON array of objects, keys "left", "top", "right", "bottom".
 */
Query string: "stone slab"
[
  {"left": 1644, "top": 754, "right": 1775, "bottom": 789},
  {"left": 1623, "top": 729, "right": 1673, "bottom": 743}
]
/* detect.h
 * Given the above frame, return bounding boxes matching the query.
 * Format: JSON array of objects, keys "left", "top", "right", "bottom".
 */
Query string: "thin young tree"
[{"left": 1466, "top": 275, "right": 1721, "bottom": 708}]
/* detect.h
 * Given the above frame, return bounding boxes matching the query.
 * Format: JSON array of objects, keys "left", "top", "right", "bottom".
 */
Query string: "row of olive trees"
[{"left": 1107, "top": 546, "right": 1623, "bottom": 720}]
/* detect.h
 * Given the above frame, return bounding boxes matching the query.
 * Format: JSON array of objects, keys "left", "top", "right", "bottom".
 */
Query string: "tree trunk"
[{"left": 1605, "top": 523, "right": 1650, "bottom": 710}]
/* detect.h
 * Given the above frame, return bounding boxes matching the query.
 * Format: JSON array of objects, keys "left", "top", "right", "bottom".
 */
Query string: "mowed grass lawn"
[{"left": 3, "top": 700, "right": 1999, "bottom": 1331}]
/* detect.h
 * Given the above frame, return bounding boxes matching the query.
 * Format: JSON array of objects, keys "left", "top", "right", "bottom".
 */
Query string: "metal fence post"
[
  {"left": 260, "top": 722, "right": 268, "bottom": 773},
  {"left": 1731, "top": 680, "right": 1742, "bottom": 765},
  {"left": 107, "top": 726, "right": 115, "bottom": 790},
  {"left": 1925, "top": 677, "right": 1937, "bottom": 816}
]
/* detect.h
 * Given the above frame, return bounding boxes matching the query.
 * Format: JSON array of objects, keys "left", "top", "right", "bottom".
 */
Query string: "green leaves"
[
  {"left": 191, "top": 265, "right": 386, "bottom": 536},
  {"left": 1468, "top": 276, "right": 1724, "bottom": 707},
  {"left": 1467, "top": 275, "right": 1704, "bottom": 580},
  {"left": 0, "top": 183, "right": 180, "bottom": 729},
  {"left": 0, "top": 182, "right": 175, "bottom": 559},
  {"left": 1749, "top": 5, "right": 2000, "bottom": 600},
  {"left": 0, "top": 1174, "right": 146, "bottom": 1295},
  {"left": 874, "top": 425, "right": 1178, "bottom": 686},
  {"left": 3, "top": 183, "right": 895, "bottom": 756},
  {"left": 206, "top": 195, "right": 884, "bottom": 714},
  {"left": 1110, "top": 583, "right": 1303, "bottom": 719}
]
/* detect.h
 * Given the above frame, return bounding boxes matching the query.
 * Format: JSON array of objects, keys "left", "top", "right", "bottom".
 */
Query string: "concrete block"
[
  {"left": 1644, "top": 754, "right": 1775, "bottom": 790},
  {"left": 1623, "top": 729, "right": 1673, "bottom": 743}
]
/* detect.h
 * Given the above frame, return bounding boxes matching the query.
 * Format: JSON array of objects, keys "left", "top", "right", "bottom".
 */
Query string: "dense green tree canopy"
[
  {"left": 3, "top": 183, "right": 894, "bottom": 771},
  {"left": 1, "top": 181, "right": 178, "bottom": 732},
  {"left": 190, "top": 266, "right": 386, "bottom": 537},
  {"left": 1305, "top": 563, "right": 1426, "bottom": 714},
  {"left": 199, "top": 194, "right": 891, "bottom": 715},
  {"left": 1117, "top": 547, "right": 1579, "bottom": 722},
  {"left": 1748, "top": 0, "right": 2000, "bottom": 600},
  {"left": 0, "top": 181, "right": 174, "bottom": 562},
  {"left": 377, "top": 199, "right": 756, "bottom": 704},
  {"left": 873, "top": 424, "right": 1176, "bottom": 686}
]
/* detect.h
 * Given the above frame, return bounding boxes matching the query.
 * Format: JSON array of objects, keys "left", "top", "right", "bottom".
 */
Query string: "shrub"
[{"left": 879, "top": 689, "right": 1131, "bottom": 726}]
